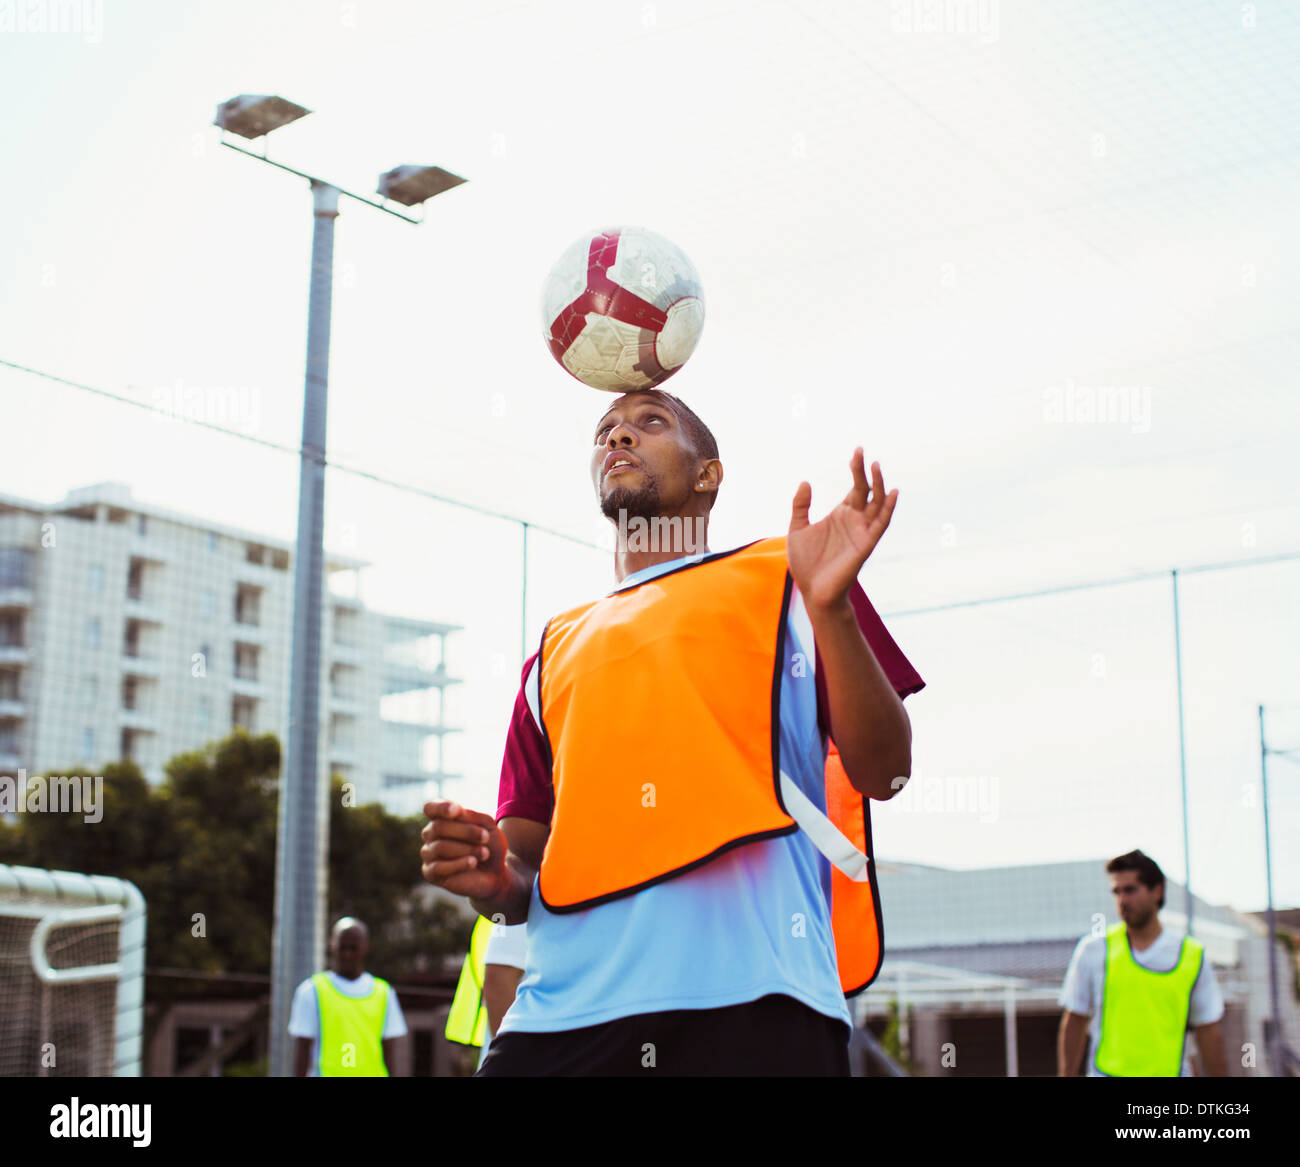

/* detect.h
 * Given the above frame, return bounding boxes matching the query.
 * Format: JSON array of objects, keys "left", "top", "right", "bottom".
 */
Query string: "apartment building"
[{"left": 0, "top": 483, "right": 459, "bottom": 815}]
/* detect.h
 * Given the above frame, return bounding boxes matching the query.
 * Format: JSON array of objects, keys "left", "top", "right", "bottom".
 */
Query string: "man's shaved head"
[
  {"left": 329, "top": 917, "right": 369, "bottom": 979},
  {"left": 331, "top": 916, "right": 368, "bottom": 943}
]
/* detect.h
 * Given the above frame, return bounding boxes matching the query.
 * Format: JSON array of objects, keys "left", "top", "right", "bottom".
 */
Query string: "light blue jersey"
[{"left": 497, "top": 553, "right": 852, "bottom": 1036}]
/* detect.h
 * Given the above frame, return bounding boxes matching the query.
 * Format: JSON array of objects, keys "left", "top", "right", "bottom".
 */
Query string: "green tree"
[{"left": 0, "top": 731, "right": 468, "bottom": 977}]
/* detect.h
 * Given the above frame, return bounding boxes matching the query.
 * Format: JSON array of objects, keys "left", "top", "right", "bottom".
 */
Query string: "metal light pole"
[
  {"left": 214, "top": 95, "right": 466, "bottom": 1077},
  {"left": 1171, "top": 569, "right": 1193, "bottom": 933},
  {"left": 1258, "top": 704, "right": 1281, "bottom": 1075},
  {"left": 1257, "top": 705, "right": 1300, "bottom": 1076}
]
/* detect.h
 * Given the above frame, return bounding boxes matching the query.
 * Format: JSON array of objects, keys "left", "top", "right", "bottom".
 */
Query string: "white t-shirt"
[
  {"left": 476, "top": 923, "right": 528, "bottom": 1069},
  {"left": 289, "top": 970, "right": 408, "bottom": 1076},
  {"left": 1058, "top": 927, "right": 1224, "bottom": 1076},
  {"left": 483, "top": 921, "right": 528, "bottom": 972}
]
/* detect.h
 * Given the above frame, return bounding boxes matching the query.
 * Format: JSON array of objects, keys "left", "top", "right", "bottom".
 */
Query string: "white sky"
[{"left": 1, "top": 0, "right": 1297, "bottom": 917}]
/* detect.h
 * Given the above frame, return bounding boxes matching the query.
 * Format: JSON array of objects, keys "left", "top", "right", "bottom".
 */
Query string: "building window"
[
  {"left": 0, "top": 547, "right": 34, "bottom": 589},
  {"left": 137, "top": 514, "right": 148, "bottom": 535},
  {"left": 234, "top": 643, "right": 259, "bottom": 682},
  {"left": 0, "top": 671, "right": 19, "bottom": 701},
  {"left": 88, "top": 563, "right": 104, "bottom": 593},
  {"left": 198, "top": 695, "right": 212, "bottom": 725},
  {"left": 86, "top": 618, "right": 101, "bottom": 649},
  {"left": 0, "top": 613, "right": 22, "bottom": 647},
  {"left": 126, "top": 558, "right": 145, "bottom": 601},
  {"left": 232, "top": 695, "right": 257, "bottom": 731},
  {"left": 235, "top": 584, "right": 261, "bottom": 627},
  {"left": 201, "top": 588, "right": 215, "bottom": 619},
  {"left": 82, "top": 728, "right": 94, "bottom": 761},
  {"left": 84, "top": 675, "right": 98, "bottom": 707},
  {"left": 207, "top": 531, "right": 218, "bottom": 553}
]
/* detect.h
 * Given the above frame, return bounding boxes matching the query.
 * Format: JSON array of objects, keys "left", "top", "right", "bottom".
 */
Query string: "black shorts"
[{"left": 474, "top": 993, "right": 851, "bottom": 1077}]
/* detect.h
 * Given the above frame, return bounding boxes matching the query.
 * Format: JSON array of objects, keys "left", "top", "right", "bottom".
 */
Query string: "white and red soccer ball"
[{"left": 541, "top": 226, "right": 705, "bottom": 393}]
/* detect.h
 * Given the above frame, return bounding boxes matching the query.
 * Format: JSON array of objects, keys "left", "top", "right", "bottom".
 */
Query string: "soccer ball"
[{"left": 541, "top": 226, "right": 705, "bottom": 393}]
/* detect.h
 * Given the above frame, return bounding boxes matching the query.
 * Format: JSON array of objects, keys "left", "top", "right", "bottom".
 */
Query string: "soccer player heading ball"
[{"left": 421, "top": 389, "right": 924, "bottom": 1075}]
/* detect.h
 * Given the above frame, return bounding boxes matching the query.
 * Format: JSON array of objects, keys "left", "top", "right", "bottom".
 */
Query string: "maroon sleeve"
[
  {"left": 495, "top": 652, "right": 555, "bottom": 825},
  {"left": 815, "top": 580, "right": 925, "bottom": 738}
]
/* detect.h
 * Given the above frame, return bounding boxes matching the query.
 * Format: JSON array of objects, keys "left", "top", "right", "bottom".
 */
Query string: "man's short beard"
[{"left": 601, "top": 479, "right": 661, "bottom": 522}]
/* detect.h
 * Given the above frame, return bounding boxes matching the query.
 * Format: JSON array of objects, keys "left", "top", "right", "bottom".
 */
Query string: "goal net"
[{"left": 0, "top": 864, "right": 146, "bottom": 1076}]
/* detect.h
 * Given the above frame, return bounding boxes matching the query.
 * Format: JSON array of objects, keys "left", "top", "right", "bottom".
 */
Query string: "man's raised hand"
[{"left": 787, "top": 449, "right": 898, "bottom": 613}]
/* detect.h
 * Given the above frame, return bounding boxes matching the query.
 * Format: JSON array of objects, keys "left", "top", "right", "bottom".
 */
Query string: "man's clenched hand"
[{"left": 420, "top": 801, "right": 510, "bottom": 901}]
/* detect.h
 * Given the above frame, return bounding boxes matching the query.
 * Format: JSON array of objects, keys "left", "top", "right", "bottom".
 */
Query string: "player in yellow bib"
[
  {"left": 290, "top": 917, "right": 408, "bottom": 1077},
  {"left": 1057, "top": 851, "right": 1226, "bottom": 1077}
]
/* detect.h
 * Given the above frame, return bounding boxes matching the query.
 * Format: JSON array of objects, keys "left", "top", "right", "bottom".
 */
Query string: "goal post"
[{"left": 0, "top": 863, "right": 146, "bottom": 1076}]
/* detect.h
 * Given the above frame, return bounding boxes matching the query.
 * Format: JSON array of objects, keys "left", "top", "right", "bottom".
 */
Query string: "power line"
[
  {"left": 0, "top": 357, "right": 605, "bottom": 555},
  {"left": 882, "top": 551, "right": 1300, "bottom": 619},
  {"left": 4, "top": 355, "right": 1298, "bottom": 618}
]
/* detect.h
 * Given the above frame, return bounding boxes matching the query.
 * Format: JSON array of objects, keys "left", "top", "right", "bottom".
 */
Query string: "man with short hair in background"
[
  {"left": 1057, "top": 850, "right": 1226, "bottom": 1077},
  {"left": 290, "top": 916, "right": 408, "bottom": 1077}
]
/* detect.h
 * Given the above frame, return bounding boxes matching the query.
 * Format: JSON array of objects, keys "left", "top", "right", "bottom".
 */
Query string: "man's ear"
[{"left": 695, "top": 459, "right": 723, "bottom": 492}]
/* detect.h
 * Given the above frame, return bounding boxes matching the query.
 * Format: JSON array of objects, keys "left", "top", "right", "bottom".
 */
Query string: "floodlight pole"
[
  {"left": 216, "top": 102, "right": 466, "bottom": 1078},
  {"left": 269, "top": 180, "right": 339, "bottom": 1081},
  {"left": 1171, "top": 569, "right": 1193, "bottom": 934},
  {"left": 521, "top": 521, "right": 529, "bottom": 664}
]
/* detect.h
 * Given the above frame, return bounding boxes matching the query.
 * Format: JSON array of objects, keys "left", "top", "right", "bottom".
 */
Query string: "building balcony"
[
  {"left": 230, "top": 673, "right": 265, "bottom": 697},
  {"left": 382, "top": 769, "right": 458, "bottom": 791},
  {"left": 128, "top": 534, "right": 171, "bottom": 564},
  {"left": 0, "top": 699, "right": 25, "bottom": 718},
  {"left": 382, "top": 718, "right": 460, "bottom": 737},
  {"left": 330, "top": 641, "right": 363, "bottom": 667},
  {"left": 330, "top": 692, "right": 363, "bottom": 715},
  {"left": 0, "top": 646, "right": 29, "bottom": 666},
  {"left": 330, "top": 743, "right": 361, "bottom": 766},
  {"left": 0, "top": 587, "right": 33, "bottom": 610},
  {"left": 120, "top": 654, "right": 162, "bottom": 679},
  {"left": 383, "top": 662, "right": 458, "bottom": 694},
  {"left": 234, "top": 559, "right": 282, "bottom": 587},
  {"left": 120, "top": 706, "right": 159, "bottom": 731},
  {"left": 230, "top": 620, "right": 270, "bottom": 646},
  {"left": 123, "top": 596, "right": 166, "bottom": 624}
]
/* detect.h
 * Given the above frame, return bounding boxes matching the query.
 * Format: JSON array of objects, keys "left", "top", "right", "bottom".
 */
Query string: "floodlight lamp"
[
  {"left": 215, "top": 95, "right": 311, "bottom": 140},
  {"left": 377, "top": 165, "right": 467, "bottom": 207}
]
